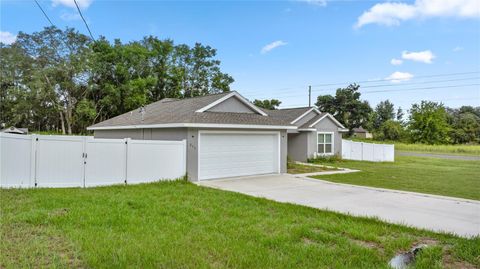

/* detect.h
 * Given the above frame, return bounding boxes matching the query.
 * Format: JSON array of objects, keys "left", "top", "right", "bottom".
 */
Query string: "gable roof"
[
  {"left": 265, "top": 107, "right": 313, "bottom": 123},
  {"left": 196, "top": 92, "right": 267, "bottom": 116},
  {"left": 301, "top": 113, "right": 347, "bottom": 129},
  {"left": 87, "top": 92, "right": 295, "bottom": 130}
]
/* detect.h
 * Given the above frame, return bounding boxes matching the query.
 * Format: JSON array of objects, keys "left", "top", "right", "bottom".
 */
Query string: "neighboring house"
[
  {"left": 87, "top": 91, "right": 346, "bottom": 181},
  {"left": 352, "top": 126, "right": 373, "bottom": 139},
  {"left": 0, "top": 126, "right": 28, "bottom": 135}
]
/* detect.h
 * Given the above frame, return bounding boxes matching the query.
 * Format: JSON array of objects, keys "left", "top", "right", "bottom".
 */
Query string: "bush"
[
  {"left": 376, "top": 120, "right": 404, "bottom": 141},
  {"left": 308, "top": 154, "right": 342, "bottom": 164}
]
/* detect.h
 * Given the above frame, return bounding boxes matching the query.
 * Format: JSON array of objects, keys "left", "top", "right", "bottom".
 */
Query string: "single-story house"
[
  {"left": 352, "top": 126, "right": 373, "bottom": 139},
  {"left": 87, "top": 91, "right": 347, "bottom": 181}
]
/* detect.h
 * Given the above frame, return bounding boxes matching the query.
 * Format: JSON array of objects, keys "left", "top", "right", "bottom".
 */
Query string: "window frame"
[{"left": 316, "top": 131, "right": 334, "bottom": 155}]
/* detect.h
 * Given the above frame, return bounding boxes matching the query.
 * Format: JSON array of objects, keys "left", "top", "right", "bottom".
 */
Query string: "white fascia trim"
[
  {"left": 338, "top": 128, "right": 349, "bottom": 132},
  {"left": 87, "top": 123, "right": 297, "bottom": 130},
  {"left": 290, "top": 107, "right": 321, "bottom": 124},
  {"left": 308, "top": 113, "right": 346, "bottom": 129},
  {"left": 195, "top": 92, "right": 268, "bottom": 116},
  {"left": 297, "top": 128, "right": 317, "bottom": 132}
]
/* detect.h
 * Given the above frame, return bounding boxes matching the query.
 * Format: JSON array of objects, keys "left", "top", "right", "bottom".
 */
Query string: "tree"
[
  {"left": 408, "top": 101, "right": 450, "bottom": 144},
  {"left": 253, "top": 99, "right": 282, "bottom": 110},
  {"left": 315, "top": 84, "right": 372, "bottom": 133},
  {"left": 0, "top": 27, "right": 234, "bottom": 133},
  {"left": 396, "top": 107, "right": 404, "bottom": 123},
  {"left": 377, "top": 120, "right": 404, "bottom": 140},
  {"left": 373, "top": 100, "right": 395, "bottom": 129}
]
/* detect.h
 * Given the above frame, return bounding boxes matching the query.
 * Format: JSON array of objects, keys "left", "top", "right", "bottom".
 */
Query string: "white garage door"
[{"left": 198, "top": 131, "right": 280, "bottom": 180}]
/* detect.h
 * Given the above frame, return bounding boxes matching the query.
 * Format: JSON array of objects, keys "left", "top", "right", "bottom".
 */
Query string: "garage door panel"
[{"left": 199, "top": 132, "right": 279, "bottom": 180}]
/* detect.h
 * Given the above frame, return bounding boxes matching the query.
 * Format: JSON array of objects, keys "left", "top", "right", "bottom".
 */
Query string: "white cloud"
[
  {"left": 453, "top": 46, "right": 464, "bottom": 52},
  {"left": 355, "top": 0, "right": 480, "bottom": 28},
  {"left": 60, "top": 12, "right": 81, "bottom": 21},
  {"left": 385, "top": 71, "right": 414, "bottom": 83},
  {"left": 390, "top": 58, "right": 403, "bottom": 65},
  {"left": 261, "top": 40, "right": 287, "bottom": 54},
  {"left": 52, "top": 0, "right": 93, "bottom": 9},
  {"left": 402, "top": 50, "right": 435, "bottom": 63},
  {"left": 299, "top": 0, "right": 327, "bottom": 7},
  {"left": 0, "top": 31, "right": 17, "bottom": 45}
]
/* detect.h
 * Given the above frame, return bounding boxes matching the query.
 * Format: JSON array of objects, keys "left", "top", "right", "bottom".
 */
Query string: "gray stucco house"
[{"left": 88, "top": 91, "right": 347, "bottom": 181}]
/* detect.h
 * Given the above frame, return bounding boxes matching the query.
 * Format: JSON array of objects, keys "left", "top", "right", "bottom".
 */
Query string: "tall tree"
[
  {"left": 253, "top": 99, "right": 282, "bottom": 110},
  {"left": 408, "top": 101, "right": 450, "bottom": 144},
  {"left": 373, "top": 100, "right": 395, "bottom": 129},
  {"left": 315, "top": 84, "right": 372, "bottom": 133},
  {"left": 396, "top": 107, "right": 404, "bottom": 123}
]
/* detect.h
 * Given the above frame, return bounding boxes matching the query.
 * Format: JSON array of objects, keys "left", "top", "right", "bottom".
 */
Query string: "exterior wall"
[
  {"left": 94, "top": 127, "right": 287, "bottom": 182},
  {"left": 287, "top": 132, "right": 308, "bottom": 162},
  {"left": 293, "top": 110, "right": 318, "bottom": 126},
  {"left": 307, "top": 117, "right": 343, "bottom": 158},
  {"left": 353, "top": 132, "right": 373, "bottom": 139},
  {"left": 207, "top": 96, "right": 256, "bottom": 113}
]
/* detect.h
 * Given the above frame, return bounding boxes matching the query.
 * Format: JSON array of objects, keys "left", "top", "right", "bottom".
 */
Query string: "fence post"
[
  {"left": 82, "top": 137, "right": 87, "bottom": 188},
  {"left": 124, "top": 138, "right": 130, "bottom": 184},
  {"left": 30, "top": 134, "right": 37, "bottom": 188}
]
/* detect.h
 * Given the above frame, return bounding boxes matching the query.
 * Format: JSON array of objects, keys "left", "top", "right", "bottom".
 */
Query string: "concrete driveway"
[{"left": 197, "top": 174, "right": 480, "bottom": 238}]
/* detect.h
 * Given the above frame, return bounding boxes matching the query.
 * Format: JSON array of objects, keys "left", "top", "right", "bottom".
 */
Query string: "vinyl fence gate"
[{"left": 0, "top": 133, "right": 187, "bottom": 188}]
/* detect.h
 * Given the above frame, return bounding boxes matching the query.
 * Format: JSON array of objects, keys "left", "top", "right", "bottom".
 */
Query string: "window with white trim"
[{"left": 317, "top": 132, "right": 333, "bottom": 154}]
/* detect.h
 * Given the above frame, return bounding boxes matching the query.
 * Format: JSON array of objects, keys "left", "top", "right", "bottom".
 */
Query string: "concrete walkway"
[
  {"left": 397, "top": 151, "right": 480, "bottom": 161},
  {"left": 197, "top": 174, "right": 480, "bottom": 238}
]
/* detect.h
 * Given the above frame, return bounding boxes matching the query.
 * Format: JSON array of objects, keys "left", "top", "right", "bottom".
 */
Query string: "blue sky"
[{"left": 2, "top": 0, "right": 479, "bottom": 110}]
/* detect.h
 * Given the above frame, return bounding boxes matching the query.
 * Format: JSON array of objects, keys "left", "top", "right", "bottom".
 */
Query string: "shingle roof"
[
  {"left": 264, "top": 107, "right": 312, "bottom": 123},
  {"left": 88, "top": 92, "right": 295, "bottom": 129}
]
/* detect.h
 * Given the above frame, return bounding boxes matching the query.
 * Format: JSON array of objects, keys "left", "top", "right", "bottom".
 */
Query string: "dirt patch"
[
  {"left": 414, "top": 237, "right": 440, "bottom": 246},
  {"left": 48, "top": 208, "right": 69, "bottom": 217},
  {"left": 0, "top": 223, "right": 83, "bottom": 268},
  {"left": 350, "top": 238, "right": 384, "bottom": 252},
  {"left": 443, "top": 252, "right": 477, "bottom": 269},
  {"left": 302, "top": 237, "right": 316, "bottom": 245}
]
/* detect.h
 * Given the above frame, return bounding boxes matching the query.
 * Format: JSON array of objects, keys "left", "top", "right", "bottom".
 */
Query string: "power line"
[
  {"left": 73, "top": 0, "right": 95, "bottom": 41},
  {"left": 312, "top": 76, "right": 480, "bottom": 92},
  {"left": 239, "top": 71, "right": 480, "bottom": 95},
  {"left": 361, "top": 83, "right": 480, "bottom": 94},
  {"left": 34, "top": 0, "right": 55, "bottom": 27},
  {"left": 244, "top": 82, "right": 480, "bottom": 99},
  {"left": 309, "top": 71, "right": 480, "bottom": 88}
]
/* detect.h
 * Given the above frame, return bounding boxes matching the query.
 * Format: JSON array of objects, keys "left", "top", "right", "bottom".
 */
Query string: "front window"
[{"left": 317, "top": 133, "right": 333, "bottom": 154}]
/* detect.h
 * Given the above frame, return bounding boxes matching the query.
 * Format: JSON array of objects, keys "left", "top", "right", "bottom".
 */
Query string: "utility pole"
[{"left": 308, "top": 85, "right": 311, "bottom": 107}]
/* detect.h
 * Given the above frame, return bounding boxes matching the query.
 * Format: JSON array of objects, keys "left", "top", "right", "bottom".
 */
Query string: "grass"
[
  {"left": 287, "top": 162, "right": 336, "bottom": 174},
  {"left": 347, "top": 138, "right": 480, "bottom": 156},
  {"left": 309, "top": 156, "right": 480, "bottom": 200},
  {"left": 1, "top": 181, "right": 479, "bottom": 268}
]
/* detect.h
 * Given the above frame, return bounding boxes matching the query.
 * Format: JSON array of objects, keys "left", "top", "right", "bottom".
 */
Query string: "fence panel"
[
  {"left": 126, "top": 139, "right": 186, "bottom": 184},
  {"left": 84, "top": 138, "right": 127, "bottom": 187},
  {"left": 35, "top": 136, "right": 85, "bottom": 187},
  {"left": 1, "top": 134, "right": 187, "bottom": 188},
  {"left": 342, "top": 140, "right": 394, "bottom": 162},
  {"left": 0, "top": 133, "right": 34, "bottom": 187}
]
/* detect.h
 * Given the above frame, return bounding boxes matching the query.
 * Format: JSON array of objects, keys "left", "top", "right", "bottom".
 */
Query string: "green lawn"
[
  {"left": 287, "top": 162, "right": 336, "bottom": 174},
  {"left": 348, "top": 138, "right": 480, "bottom": 156},
  {"left": 310, "top": 156, "right": 480, "bottom": 200},
  {"left": 1, "top": 181, "right": 479, "bottom": 268}
]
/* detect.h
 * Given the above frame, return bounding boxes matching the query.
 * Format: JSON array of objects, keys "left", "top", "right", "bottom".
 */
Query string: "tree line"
[
  {"left": 0, "top": 27, "right": 234, "bottom": 134},
  {"left": 255, "top": 84, "right": 479, "bottom": 145}
]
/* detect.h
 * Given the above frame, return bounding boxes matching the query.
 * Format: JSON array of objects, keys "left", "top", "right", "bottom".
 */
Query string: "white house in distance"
[{"left": 88, "top": 91, "right": 347, "bottom": 181}]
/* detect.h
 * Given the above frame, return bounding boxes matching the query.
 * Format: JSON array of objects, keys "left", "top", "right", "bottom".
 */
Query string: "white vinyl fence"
[
  {"left": 0, "top": 133, "right": 186, "bottom": 188},
  {"left": 342, "top": 140, "right": 394, "bottom": 162}
]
